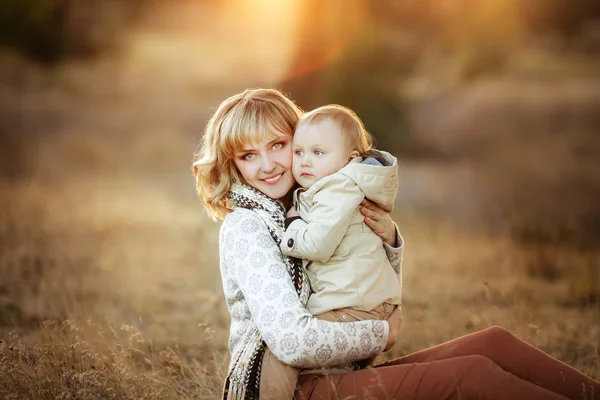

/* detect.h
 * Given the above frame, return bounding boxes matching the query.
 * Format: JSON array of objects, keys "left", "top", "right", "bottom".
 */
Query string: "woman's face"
[{"left": 233, "top": 132, "right": 296, "bottom": 200}]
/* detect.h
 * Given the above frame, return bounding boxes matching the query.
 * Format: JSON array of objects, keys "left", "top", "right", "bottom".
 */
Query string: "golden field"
[
  {"left": 1, "top": 2, "right": 600, "bottom": 396},
  {"left": 1, "top": 65, "right": 598, "bottom": 399}
]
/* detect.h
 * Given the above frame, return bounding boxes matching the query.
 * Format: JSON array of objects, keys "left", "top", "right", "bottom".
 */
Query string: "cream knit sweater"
[{"left": 219, "top": 208, "right": 404, "bottom": 372}]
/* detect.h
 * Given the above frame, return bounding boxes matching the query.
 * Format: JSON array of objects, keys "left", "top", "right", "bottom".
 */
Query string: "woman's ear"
[{"left": 349, "top": 150, "right": 360, "bottom": 160}]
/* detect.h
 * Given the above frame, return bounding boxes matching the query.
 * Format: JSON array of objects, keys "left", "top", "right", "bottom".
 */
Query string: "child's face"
[{"left": 292, "top": 118, "right": 358, "bottom": 189}]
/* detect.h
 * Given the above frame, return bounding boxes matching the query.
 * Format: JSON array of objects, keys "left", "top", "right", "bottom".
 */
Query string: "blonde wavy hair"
[
  {"left": 192, "top": 88, "right": 303, "bottom": 220},
  {"left": 297, "top": 104, "right": 374, "bottom": 155}
]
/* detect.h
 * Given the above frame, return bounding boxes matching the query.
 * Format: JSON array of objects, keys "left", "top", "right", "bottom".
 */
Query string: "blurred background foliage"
[
  {"left": 1, "top": 0, "right": 599, "bottom": 268},
  {"left": 0, "top": 0, "right": 145, "bottom": 62},
  {"left": 3, "top": 0, "right": 600, "bottom": 62},
  {"left": 1, "top": 0, "right": 599, "bottom": 273}
]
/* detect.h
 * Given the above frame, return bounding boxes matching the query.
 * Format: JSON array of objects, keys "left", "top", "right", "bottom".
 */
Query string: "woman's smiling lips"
[{"left": 262, "top": 173, "right": 283, "bottom": 184}]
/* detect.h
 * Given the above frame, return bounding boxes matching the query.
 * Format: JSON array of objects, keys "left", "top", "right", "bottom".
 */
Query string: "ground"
[{"left": 0, "top": 5, "right": 598, "bottom": 397}]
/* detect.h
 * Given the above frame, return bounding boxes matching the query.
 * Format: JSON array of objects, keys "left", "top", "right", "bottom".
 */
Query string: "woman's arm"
[
  {"left": 221, "top": 210, "right": 389, "bottom": 368},
  {"left": 360, "top": 199, "right": 399, "bottom": 247},
  {"left": 361, "top": 199, "right": 404, "bottom": 275}
]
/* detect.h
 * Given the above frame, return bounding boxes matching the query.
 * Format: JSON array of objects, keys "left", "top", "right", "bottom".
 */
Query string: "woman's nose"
[{"left": 261, "top": 154, "right": 276, "bottom": 172}]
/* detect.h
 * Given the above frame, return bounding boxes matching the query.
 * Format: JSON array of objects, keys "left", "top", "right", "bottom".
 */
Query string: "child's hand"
[{"left": 286, "top": 205, "right": 299, "bottom": 218}]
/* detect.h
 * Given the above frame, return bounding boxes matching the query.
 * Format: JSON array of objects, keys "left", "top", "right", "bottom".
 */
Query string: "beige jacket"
[{"left": 280, "top": 150, "right": 402, "bottom": 315}]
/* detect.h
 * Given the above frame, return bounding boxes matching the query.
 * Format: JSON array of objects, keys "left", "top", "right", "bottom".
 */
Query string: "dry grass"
[
  {"left": 0, "top": 46, "right": 599, "bottom": 399},
  {"left": 0, "top": 173, "right": 231, "bottom": 399},
  {"left": 0, "top": 320, "right": 226, "bottom": 399},
  {"left": 0, "top": 155, "right": 597, "bottom": 399}
]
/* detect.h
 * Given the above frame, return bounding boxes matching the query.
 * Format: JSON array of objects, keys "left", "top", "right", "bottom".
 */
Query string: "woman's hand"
[
  {"left": 360, "top": 199, "right": 397, "bottom": 247},
  {"left": 384, "top": 306, "right": 403, "bottom": 352}
]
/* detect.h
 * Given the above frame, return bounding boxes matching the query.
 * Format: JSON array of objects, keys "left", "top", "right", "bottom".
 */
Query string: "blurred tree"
[
  {"left": 0, "top": 0, "right": 146, "bottom": 63},
  {"left": 0, "top": 0, "right": 67, "bottom": 63},
  {"left": 520, "top": 0, "right": 600, "bottom": 37},
  {"left": 281, "top": 0, "right": 419, "bottom": 156}
]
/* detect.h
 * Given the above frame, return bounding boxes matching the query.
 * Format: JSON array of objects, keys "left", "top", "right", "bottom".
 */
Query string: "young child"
[{"left": 259, "top": 105, "right": 402, "bottom": 400}]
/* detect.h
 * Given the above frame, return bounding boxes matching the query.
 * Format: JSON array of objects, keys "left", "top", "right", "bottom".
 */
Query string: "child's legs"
[
  {"left": 259, "top": 348, "right": 299, "bottom": 400},
  {"left": 314, "top": 301, "right": 396, "bottom": 323},
  {"left": 315, "top": 302, "right": 396, "bottom": 368}
]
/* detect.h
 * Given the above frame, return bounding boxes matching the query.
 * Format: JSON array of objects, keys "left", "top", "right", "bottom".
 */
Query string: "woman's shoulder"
[
  {"left": 222, "top": 207, "right": 262, "bottom": 224},
  {"left": 220, "top": 208, "right": 279, "bottom": 259},
  {"left": 220, "top": 208, "right": 269, "bottom": 236}
]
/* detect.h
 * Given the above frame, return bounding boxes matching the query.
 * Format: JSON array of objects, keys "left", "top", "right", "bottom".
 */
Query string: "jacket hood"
[{"left": 339, "top": 149, "right": 398, "bottom": 212}]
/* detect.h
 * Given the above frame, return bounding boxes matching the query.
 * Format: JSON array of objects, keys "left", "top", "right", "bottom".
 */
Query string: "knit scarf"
[{"left": 223, "top": 183, "right": 310, "bottom": 400}]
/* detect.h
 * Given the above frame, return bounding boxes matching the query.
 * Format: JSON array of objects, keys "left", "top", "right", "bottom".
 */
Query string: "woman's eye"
[
  {"left": 272, "top": 142, "right": 283, "bottom": 150},
  {"left": 243, "top": 153, "right": 256, "bottom": 161}
]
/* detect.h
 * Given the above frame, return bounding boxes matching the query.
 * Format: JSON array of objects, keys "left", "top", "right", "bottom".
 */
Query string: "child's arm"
[{"left": 280, "top": 177, "right": 364, "bottom": 263}]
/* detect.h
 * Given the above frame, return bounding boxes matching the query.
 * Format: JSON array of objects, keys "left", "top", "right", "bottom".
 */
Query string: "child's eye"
[
  {"left": 314, "top": 150, "right": 324, "bottom": 156},
  {"left": 294, "top": 150, "right": 303, "bottom": 156}
]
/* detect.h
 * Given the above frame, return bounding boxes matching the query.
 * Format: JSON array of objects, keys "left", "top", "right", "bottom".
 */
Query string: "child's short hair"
[
  {"left": 192, "top": 88, "right": 303, "bottom": 220},
  {"left": 297, "top": 105, "right": 374, "bottom": 154}
]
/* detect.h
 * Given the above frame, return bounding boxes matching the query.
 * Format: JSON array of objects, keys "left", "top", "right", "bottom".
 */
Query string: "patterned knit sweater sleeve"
[
  {"left": 384, "top": 225, "right": 404, "bottom": 276},
  {"left": 220, "top": 209, "right": 389, "bottom": 368}
]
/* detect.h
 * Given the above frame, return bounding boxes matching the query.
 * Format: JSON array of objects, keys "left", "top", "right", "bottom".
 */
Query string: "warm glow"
[
  {"left": 122, "top": 0, "right": 299, "bottom": 86},
  {"left": 121, "top": 0, "right": 368, "bottom": 87},
  {"left": 280, "top": 0, "right": 368, "bottom": 81}
]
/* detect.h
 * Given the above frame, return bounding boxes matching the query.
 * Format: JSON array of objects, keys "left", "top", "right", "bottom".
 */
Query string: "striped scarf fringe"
[{"left": 223, "top": 183, "right": 309, "bottom": 400}]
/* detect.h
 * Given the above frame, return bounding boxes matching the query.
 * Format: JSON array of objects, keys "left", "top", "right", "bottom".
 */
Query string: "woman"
[{"left": 192, "top": 88, "right": 599, "bottom": 400}]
